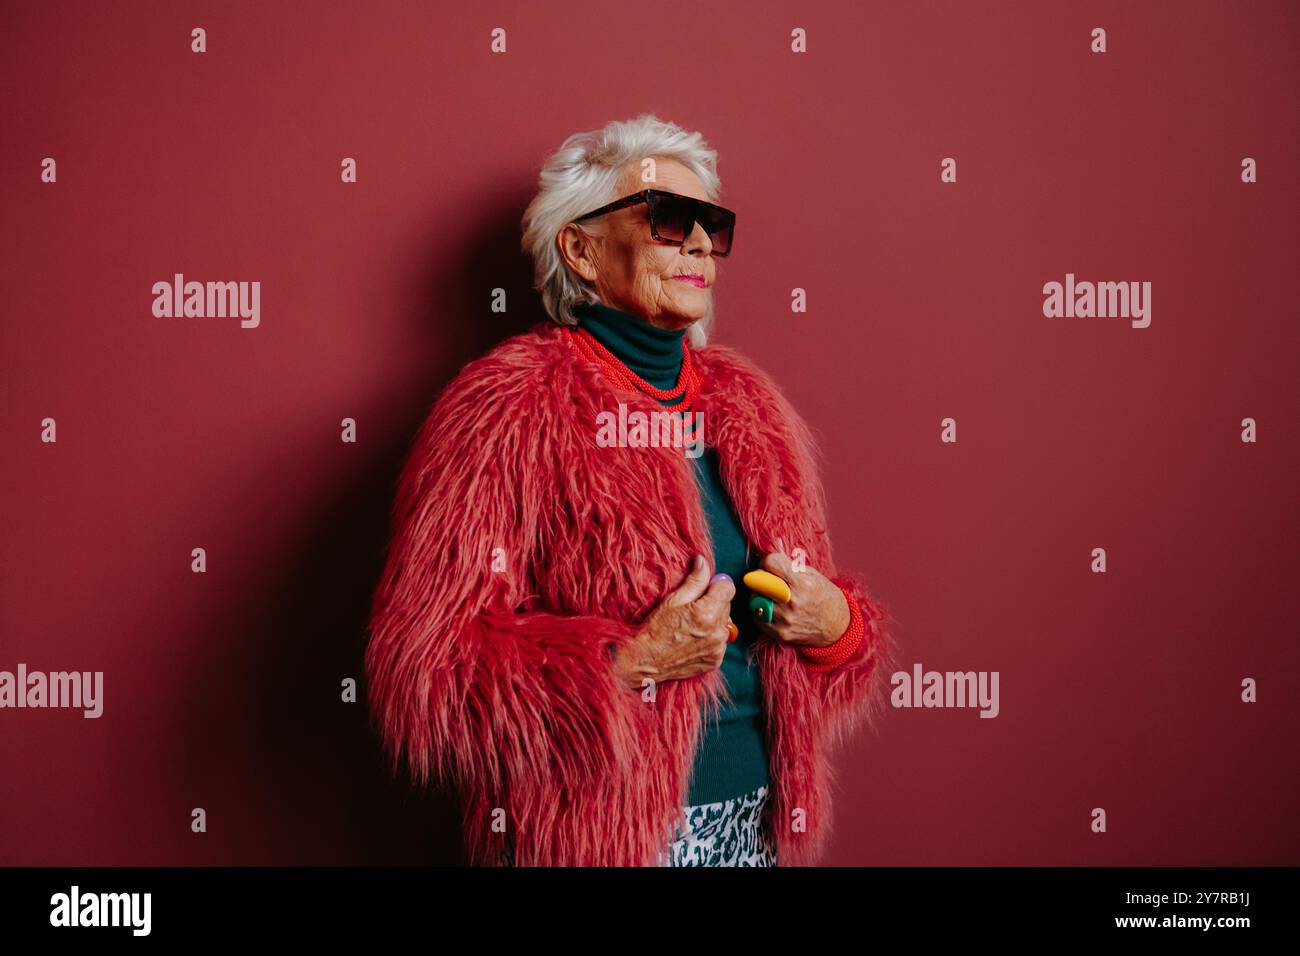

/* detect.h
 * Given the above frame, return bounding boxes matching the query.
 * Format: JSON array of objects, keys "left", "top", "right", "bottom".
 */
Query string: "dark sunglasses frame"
[{"left": 572, "top": 188, "right": 735, "bottom": 256}]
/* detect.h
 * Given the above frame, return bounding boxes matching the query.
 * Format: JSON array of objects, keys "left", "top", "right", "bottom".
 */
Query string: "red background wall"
[{"left": 2, "top": 0, "right": 1296, "bottom": 866}]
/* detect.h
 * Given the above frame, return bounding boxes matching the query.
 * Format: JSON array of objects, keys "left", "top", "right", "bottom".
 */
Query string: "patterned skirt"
[
  {"left": 658, "top": 784, "right": 779, "bottom": 867},
  {"left": 491, "top": 784, "right": 779, "bottom": 866}
]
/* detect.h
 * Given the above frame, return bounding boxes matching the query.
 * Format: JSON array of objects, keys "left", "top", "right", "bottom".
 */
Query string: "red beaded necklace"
[{"left": 564, "top": 324, "right": 702, "bottom": 413}]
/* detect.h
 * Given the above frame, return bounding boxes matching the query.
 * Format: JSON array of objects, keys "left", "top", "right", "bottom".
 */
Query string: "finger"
[
  {"left": 751, "top": 614, "right": 779, "bottom": 642},
  {"left": 707, "top": 574, "right": 738, "bottom": 598},
  {"left": 667, "top": 554, "right": 712, "bottom": 607},
  {"left": 695, "top": 572, "right": 736, "bottom": 615},
  {"left": 760, "top": 551, "right": 797, "bottom": 582},
  {"left": 756, "top": 602, "right": 797, "bottom": 643},
  {"left": 768, "top": 603, "right": 794, "bottom": 632},
  {"left": 707, "top": 572, "right": 737, "bottom": 601}
]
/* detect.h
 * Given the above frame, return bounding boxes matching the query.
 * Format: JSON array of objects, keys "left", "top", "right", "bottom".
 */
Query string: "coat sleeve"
[
  {"left": 786, "top": 452, "right": 902, "bottom": 754},
  {"left": 364, "top": 348, "right": 651, "bottom": 800},
  {"left": 714, "top": 346, "right": 903, "bottom": 755},
  {"left": 804, "top": 568, "right": 903, "bottom": 751},
  {"left": 787, "top": 408, "right": 901, "bottom": 754}
]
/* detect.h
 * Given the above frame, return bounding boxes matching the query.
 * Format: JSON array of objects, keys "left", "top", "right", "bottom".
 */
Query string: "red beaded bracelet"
[{"left": 797, "top": 585, "right": 866, "bottom": 672}]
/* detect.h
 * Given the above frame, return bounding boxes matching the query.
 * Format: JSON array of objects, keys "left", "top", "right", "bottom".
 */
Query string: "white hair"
[{"left": 520, "top": 113, "right": 723, "bottom": 348}]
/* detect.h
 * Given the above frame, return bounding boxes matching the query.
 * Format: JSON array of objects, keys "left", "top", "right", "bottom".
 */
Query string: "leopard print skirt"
[
  {"left": 658, "top": 784, "right": 779, "bottom": 867},
  {"left": 491, "top": 784, "right": 779, "bottom": 866}
]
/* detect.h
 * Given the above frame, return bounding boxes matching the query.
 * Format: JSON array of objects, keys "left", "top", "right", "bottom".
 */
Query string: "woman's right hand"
[{"left": 612, "top": 554, "right": 735, "bottom": 691}]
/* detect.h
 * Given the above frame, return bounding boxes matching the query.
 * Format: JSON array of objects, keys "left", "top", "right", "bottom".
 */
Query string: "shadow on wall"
[{"left": 176, "top": 190, "right": 548, "bottom": 864}]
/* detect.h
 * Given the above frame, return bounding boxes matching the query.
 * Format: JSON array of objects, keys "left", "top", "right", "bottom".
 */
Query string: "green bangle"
[{"left": 749, "top": 594, "right": 776, "bottom": 623}]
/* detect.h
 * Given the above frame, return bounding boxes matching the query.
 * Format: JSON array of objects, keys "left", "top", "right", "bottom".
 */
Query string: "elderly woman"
[{"left": 365, "top": 114, "right": 898, "bottom": 867}]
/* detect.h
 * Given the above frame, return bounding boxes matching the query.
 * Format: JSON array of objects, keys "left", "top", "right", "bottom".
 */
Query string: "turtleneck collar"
[{"left": 572, "top": 300, "right": 685, "bottom": 391}]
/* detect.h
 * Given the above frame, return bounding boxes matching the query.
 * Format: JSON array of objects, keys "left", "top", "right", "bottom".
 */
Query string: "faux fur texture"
[{"left": 364, "top": 321, "right": 901, "bottom": 866}]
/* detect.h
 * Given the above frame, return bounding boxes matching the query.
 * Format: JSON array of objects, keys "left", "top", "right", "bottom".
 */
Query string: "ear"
[{"left": 556, "top": 224, "right": 599, "bottom": 282}]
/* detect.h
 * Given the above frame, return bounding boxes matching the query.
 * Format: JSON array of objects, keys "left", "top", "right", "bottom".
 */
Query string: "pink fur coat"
[{"left": 364, "top": 321, "right": 899, "bottom": 866}]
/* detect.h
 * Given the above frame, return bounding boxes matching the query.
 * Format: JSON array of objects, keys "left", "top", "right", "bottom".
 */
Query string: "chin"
[{"left": 668, "top": 296, "right": 708, "bottom": 326}]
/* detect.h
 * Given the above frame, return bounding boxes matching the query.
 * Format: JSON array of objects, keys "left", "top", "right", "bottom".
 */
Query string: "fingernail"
[{"left": 710, "top": 573, "right": 732, "bottom": 587}]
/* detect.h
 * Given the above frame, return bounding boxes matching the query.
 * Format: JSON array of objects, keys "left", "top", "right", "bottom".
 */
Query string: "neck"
[{"left": 572, "top": 300, "right": 685, "bottom": 391}]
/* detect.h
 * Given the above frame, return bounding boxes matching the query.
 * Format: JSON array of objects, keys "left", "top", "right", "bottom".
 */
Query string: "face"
[{"left": 557, "top": 158, "right": 718, "bottom": 331}]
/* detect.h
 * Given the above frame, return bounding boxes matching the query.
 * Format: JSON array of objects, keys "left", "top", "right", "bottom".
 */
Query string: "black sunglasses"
[{"left": 573, "top": 188, "right": 735, "bottom": 256}]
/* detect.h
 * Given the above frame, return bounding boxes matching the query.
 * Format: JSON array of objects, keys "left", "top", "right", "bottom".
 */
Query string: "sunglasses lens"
[
  {"left": 650, "top": 195, "right": 693, "bottom": 242},
  {"left": 699, "top": 206, "right": 734, "bottom": 255},
  {"left": 651, "top": 194, "right": 734, "bottom": 255}
]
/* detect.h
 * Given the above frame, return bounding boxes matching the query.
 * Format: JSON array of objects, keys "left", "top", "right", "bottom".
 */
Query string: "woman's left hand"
[{"left": 751, "top": 551, "right": 850, "bottom": 648}]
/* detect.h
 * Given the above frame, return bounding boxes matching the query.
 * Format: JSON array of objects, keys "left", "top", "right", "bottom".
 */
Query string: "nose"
[{"left": 681, "top": 218, "right": 713, "bottom": 257}]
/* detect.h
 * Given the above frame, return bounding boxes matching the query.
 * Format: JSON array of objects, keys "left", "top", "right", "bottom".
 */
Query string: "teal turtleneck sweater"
[{"left": 573, "top": 299, "right": 771, "bottom": 806}]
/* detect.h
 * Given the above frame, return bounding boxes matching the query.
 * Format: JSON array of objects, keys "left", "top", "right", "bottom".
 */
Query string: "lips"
[{"left": 671, "top": 274, "right": 707, "bottom": 288}]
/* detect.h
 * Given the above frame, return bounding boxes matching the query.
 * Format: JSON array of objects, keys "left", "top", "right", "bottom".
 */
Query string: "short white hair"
[{"left": 520, "top": 113, "right": 722, "bottom": 348}]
